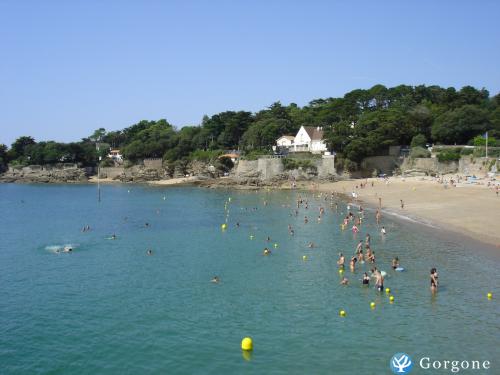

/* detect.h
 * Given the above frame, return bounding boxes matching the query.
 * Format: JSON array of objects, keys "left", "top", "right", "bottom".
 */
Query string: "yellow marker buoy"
[
  {"left": 339, "top": 310, "right": 346, "bottom": 317},
  {"left": 241, "top": 337, "right": 253, "bottom": 351},
  {"left": 370, "top": 302, "right": 376, "bottom": 309},
  {"left": 274, "top": 243, "right": 278, "bottom": 248},
  {"left": 339, "top": 268, "right": 344, "bottom": 274},
  {"left": 389, "top": 295, "right": 395, "bottom": 303},
  {"left": 487, "top": 292, "right": 492, "bottom": 299},
  {"left": 303, "top": 255, "right": 307, "bottom": 261},
  {"left": 385, "top": 288, "right": 391, "bottom": 294},
  {"left": 221, "top": 224, "right": 227, "bottom": 230}
]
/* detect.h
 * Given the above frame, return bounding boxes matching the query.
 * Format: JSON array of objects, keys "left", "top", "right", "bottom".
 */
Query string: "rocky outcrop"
[{"left": 0, "top": 165, "right": 88, "bottom": 183}]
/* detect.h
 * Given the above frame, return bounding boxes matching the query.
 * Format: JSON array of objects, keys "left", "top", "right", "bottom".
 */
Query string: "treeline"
[{"left": 2, "top": 84, "right": 499, "bottom": 171}]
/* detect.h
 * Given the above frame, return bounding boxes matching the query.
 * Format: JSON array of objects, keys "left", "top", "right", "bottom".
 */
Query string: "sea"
[{"left": 0, "top": 183, "right": 498, "bottom": 374}]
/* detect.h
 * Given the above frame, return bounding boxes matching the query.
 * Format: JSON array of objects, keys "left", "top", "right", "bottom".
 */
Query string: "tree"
[
  {"left": 410, "top": 134, "right": 427, "bottom": 148},
  {"left": 431, "top": 105, "right": 491, "bottom": 144},
  {"left": 8, "top": 136, "right": 36, "bottom": 160}
]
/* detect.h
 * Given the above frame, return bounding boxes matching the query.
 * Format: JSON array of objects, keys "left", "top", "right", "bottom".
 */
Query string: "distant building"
[
  {"left": 275, "top": 126, "right": 328, "bottom": 154},
  {"left": 219, "top": 153, "right": 240, "bottom": 163},
  {"left": 108, "top": 149, "right": 123, "bottom": 161}
]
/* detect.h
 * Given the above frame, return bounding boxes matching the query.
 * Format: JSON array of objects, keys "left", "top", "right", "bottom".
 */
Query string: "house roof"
[
  {"left": 277, "top": 135, "right": 295, "bottom": 141},
  {"left": 303, "top": 126, "right": 324, "bottom": 141},
  {"left": 219, "top": 153, "right": 240, "bottom": 159}
]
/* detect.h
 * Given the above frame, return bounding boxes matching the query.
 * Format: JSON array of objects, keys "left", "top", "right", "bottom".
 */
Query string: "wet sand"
[{"left": 316, "top": 176, "right": 500, "bottom": 247}]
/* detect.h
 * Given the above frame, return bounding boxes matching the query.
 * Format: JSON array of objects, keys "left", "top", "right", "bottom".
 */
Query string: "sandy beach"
[{"left": 315, "top": 176, "right": 500, "bottom": 247}]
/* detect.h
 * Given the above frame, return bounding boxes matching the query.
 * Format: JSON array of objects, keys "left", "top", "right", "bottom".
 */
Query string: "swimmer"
[
  {"left": 145, "top": 222, "right": 150, "bottom": 228},
  {"left": 349, "top": 256, "right": 357, "bottom": 271},
  {"left": 337, "top": 253, "right": 345, "bottom": 269},
  {"left": 63, "top": 246, "right": 72, "bottom": 253},
  {"left": 307, "top": 242, "right": 315, "bottom": 248},
  {"left": 362, "top": 272, "right": 370, "bottom": 285},
  {"left": 340, "top": 277, "right": 349, "bottom": 285},
  {"left": 356, "top": 240, "right": 363, "bottom": 254},
  {"left": 304, "top": 216, "right": 308, "bottom": 224},
  {"left": 430, "top": 267, "right": 438, "bottom": 293},
  {"left": 365, "top": 233, "right": 371, "bottom": 246},
  {"left": 111, "top": 234, "right": 116, "bottom": 240},
  {"left": 372, "top": 268, "right": 384, "bottom": 292},
  {"left": 392, "top": 257, "right": 400, "bottom": 270},
  {"left": 146, "top": 249, "right": 153, "bottom": 256},
  {"left": 236, "top": 222, "right": 240, "bottom": 228},
  {"left": 263, "top": 248, "right": 271, "bottom": 256},
  {"left": 211, "top": 276, "right": 220, "bottom": 283},
  {"left": 381, "top": 226, "right": 386, "bottom": 235},
  {"left": 266, "top": 236, "right": 271, "bottom": 242},
  {"left": 352, "top": 224, "right": 359, "bottom": 233},
  {"left": 357, "top": 249, "right": 364, "bottom": 262}
]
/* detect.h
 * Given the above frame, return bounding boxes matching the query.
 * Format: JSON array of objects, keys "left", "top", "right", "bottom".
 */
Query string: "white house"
[
  {"left": 108, "top": 149, "right": 123, "bottom": 161},
  {"left": 276, "top": 135, "right": 295, "bottom": 147},
  {"left": 276, "top": 126, "right": 327, "bottom": 154}
]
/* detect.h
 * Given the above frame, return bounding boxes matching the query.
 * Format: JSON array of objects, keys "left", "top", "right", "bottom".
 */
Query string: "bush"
[
  {"left": 343, "top": 159, "right": 358, "bottom": 172},
  {"left": 188, "top": 149, "right": 223, "bottom": 162},
  {"left": 437, "top": 150, "right": 461, "bottom": 162},
  {"left": 409, "top": 146, "right": 431, "bottom": 158},
  {"left": 243, "top": 149, "right": 272, "bottom": 160},
  {"left": 460, "top": 147, "right": 474, "bottom": 155},
  {"left": 282, "top": 158, "right": 317, "bottom": 171},
  {"left": 410, "top": 134, "right": 427, "bottom": 148}
]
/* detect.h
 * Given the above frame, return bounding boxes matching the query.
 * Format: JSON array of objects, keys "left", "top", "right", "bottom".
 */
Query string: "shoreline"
[{"left": 315, "top": 176, "right": 500, "bottom": 248}]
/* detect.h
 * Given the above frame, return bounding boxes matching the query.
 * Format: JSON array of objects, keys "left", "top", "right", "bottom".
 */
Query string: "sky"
[{"left": 1, "top": 0, "right": 499, "bottom": 146}]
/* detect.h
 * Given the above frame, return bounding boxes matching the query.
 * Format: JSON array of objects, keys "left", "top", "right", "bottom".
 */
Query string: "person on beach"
[
  {"left": 362, "top": 272, "right": 370, "bottom": 285},
  {"left": 400, "top": 199, "right": 404, "bottom": 209},
  {"left": 337, "top": 253, "right": 345, "bottom": 269},
  {"left": 392, "top": 257, "right": 400, "bottom": 270},
  {"left": 430, "top": 268, "right": 438, "bottom": 293}
]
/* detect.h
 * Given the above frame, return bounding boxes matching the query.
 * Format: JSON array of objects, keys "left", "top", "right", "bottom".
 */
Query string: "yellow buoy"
[
  {"left": 370, "top": 302, "right": 376, "bottom": 309},
  {"left": 385, "top": 288, "right": 391, "bottom": 294},
  {"left": 241, "top": 337, "right": 253, "bottom": 351},
  {"left": 221, "top": 224, "right": 227, "bottom": 230},
  {"left": 389, "top": 295, "right": 395, "bottom": 303},
  {"left": 303, "top": 255, "right": 307, "bottom": 261},
  {"left": 487, "top": 292, "right": 492, "bottom": 299},
  {"left": 339, "top": 268, "right": 344, "bottom": 274},
  {"left": 339, "top": 310, "right": 346, "bottom": 317}
]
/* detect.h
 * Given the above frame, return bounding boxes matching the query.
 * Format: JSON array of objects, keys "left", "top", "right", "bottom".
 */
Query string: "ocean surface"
[{"left": 0, "top": 184, "right": 498, "bottom": 374}]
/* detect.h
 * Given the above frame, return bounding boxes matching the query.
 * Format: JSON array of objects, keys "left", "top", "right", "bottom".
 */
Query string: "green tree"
[{"left": 410, "top": 134, "right": 427, "bottom": 148}]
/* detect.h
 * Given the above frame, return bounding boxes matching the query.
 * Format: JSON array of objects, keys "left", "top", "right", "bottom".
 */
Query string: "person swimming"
[
  {"left": 211, "top": 276, "right": 220, "bottom": 283},
  {"left": 349, "top": 256, "right": 357, "bottom": 271},
  {"left": 340, "top": 277, "right": 349, "bottom": 285},
  {"left": 430, "top": 268, "right": 438, "bottom": 293},
  {"left": 381, "top": 226, "right": 386, "bottom": 235},
  {"left": 263, "top": 248, "right": 271, "bottom": 256},
  {"left": 111, "top": 234, "right": 116, "bottom": 240},
  {"left": 63, "top": 246, "right": 72, "bottom": 253},
  {"left": 307, "top": 242, "right": 315, "bottom": 248},
  {"left": 362, "top": 272, "right": 370, "bottom": 285},
  {"left": 337, "top": 253, "right": 345, "bottom": 269},
  {"left": 392, "top": 257, "right": 400, "bottom": 270},
  {"left": 146, "top": 249, "right": 153, "bottom": 255}
]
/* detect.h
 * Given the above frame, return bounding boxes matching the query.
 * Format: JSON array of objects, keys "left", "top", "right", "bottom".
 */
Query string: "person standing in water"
[
  {"left": 337, "top": 253, "right": 345, "bottom": 269},
  {"left": 362, "top": 272, "right": 370, "bottom": 285},
  {"left": 373, "top": 268, "right": 384, "bottom": 292},
  {"left": 392, "top": 257, "right": 400, "bottom": 270},
  {"left": 430, "top": 268, "right": 438, "bottom": 293}
]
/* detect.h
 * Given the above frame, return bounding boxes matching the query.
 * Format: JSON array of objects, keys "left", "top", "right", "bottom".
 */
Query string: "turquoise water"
[{"left": 0, "top": 184, "right": 498, "bottom": 374}]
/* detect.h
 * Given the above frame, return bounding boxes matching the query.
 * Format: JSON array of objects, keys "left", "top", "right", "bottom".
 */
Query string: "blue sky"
[{"left": 1, "top": 0, "right": 499, "bottom": 146}]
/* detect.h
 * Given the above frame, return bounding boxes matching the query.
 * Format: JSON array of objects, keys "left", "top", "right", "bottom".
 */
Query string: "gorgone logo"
[
  {"left": 390, "top": 353, "right": 492, "bottom": 373},
  {"left": 390, "top": 353, "right": 413, "bottom": 374}
]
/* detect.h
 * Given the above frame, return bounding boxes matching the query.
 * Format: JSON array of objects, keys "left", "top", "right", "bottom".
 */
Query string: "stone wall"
[
  {"left": 143, "top": 158, "right": 163, "bottom": 169},
  {"left": 401, "top": 157, "right": 459, "bottom": 175},
  {"left": 100, "top": 167, "right": 125, "bottom": 179},
  {"left": 361, "top": 156, "right": 400, "bottom": 175},
  {"left": 257, "top": 158, "right": 284, "bottom": 180},
  {"left": 317, "top": 157, "right": 336, "bottom": 178}
]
